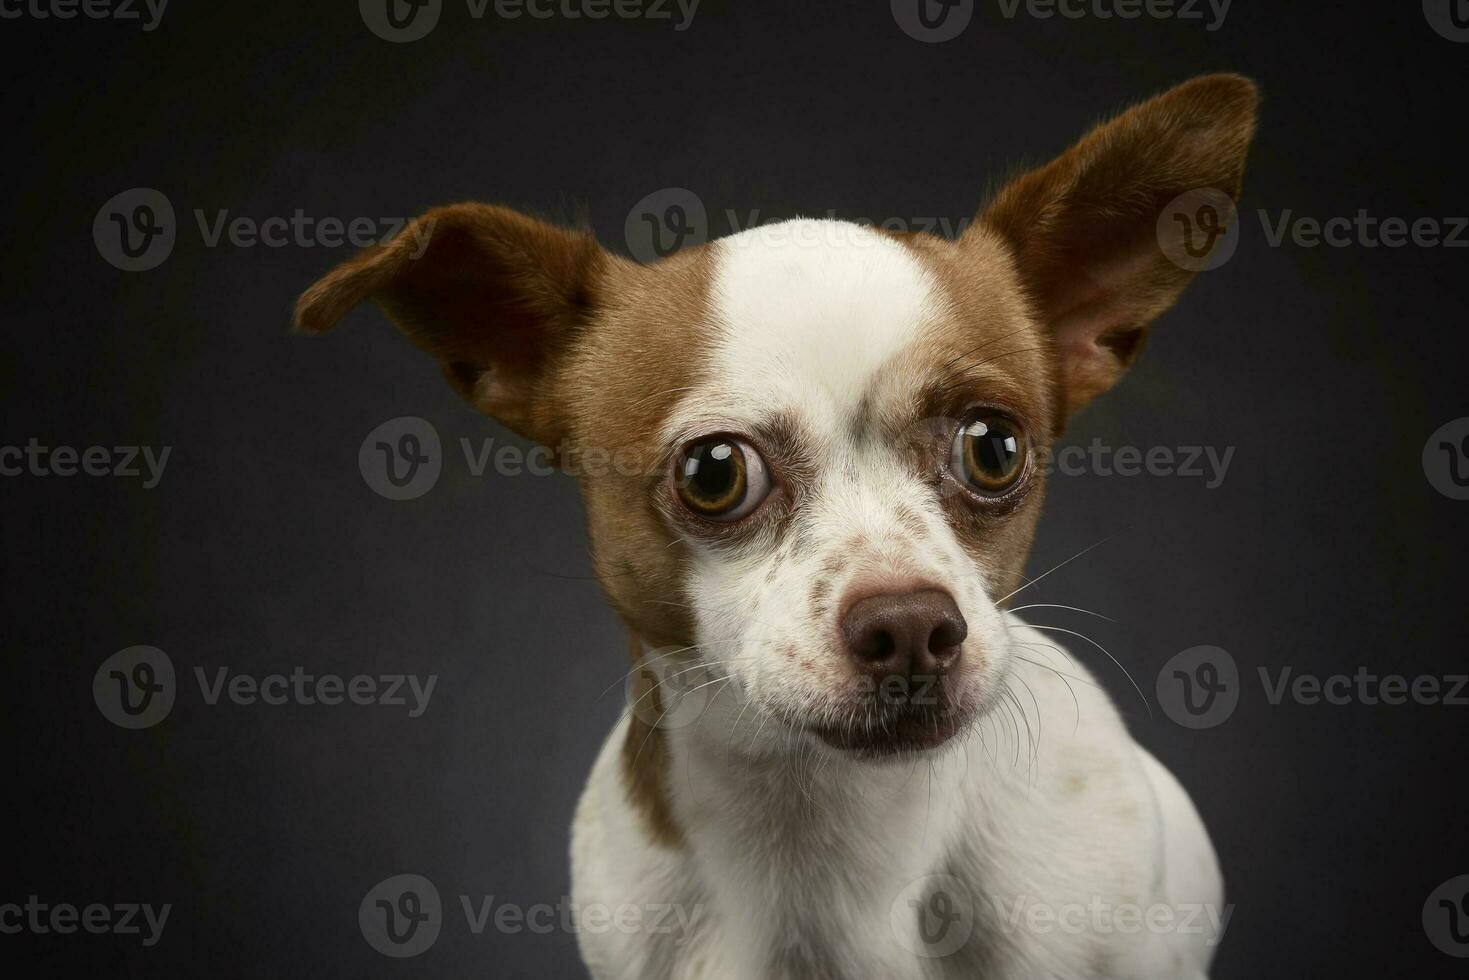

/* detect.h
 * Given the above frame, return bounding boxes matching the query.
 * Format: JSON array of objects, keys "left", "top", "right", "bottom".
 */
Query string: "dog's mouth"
[{"left": 808, "top": 704, "right": 971, "bottom": 757}]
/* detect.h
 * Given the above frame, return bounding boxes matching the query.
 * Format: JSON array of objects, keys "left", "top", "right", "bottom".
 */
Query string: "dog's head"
[{"left": 298, "top": 75, "right": 1256, "bottom": 759}]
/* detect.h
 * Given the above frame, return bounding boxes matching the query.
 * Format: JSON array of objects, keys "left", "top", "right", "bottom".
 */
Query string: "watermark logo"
[
  {"left": 626, "top": 650, "right": 716, "bottom": 730},
  {"left": 362, "top": 0, "right": 698, "bottom": 41},
  {"left": 194, "top": 667, "right": 438, "bottom": 717},
  {"left": 0, "top": 897, "right": 171, "bottom": 946},
  {"left": 1043, "top": 440, "right": 1234, "bottom": 488},
  {"left": 1158, "top": 188, "right": 1239, "bottom": 272},
  {"left": 1425, "top": 876, "right": 1469, "bottom": 957},
  {"left": 623, "top": 193, "right": 978, "bottom": 261},
  {"left": 94, "top": 650, "right": 438, "bottom": 725},
  {"left": 892, "top": 0, "right": 974, "bottom": 43},
  {"left": 1424, "top": 0, "right": 1469, "bottom": 42},
  {"left": 0, "top": 0, "right": 169, "bottom": 30},
  {"left": 625, "top": 188, "right": 709, "bottom": 264},
  {"left": 93, "top": 646, "right": 176, "bottom": 730},
  {"left": 360, "top": 0, "right": 443, "bottom": 42},
  {"left": 1156, "top": 646, "right": 1238, "bottom": 729},
  {"left": 1257, "top": 209, "right": 1468, "bottom": 249},
  {"left": 1161, "top": 655, "right": 1468, "bottom": 728},
  {"left": 990, "top": 895, "right": 1232, "bottom": 945},
  {"left": 360, "top": 417, "right": 443, "bottom": 501},
  {"left": 891, "top": 874, "right": 975, "bottom": 958},
  {"left": 1, "top": 440, "right": 172, "bottom": 488},
  {"left": 95, "top": 188, "right": 433, "bottom": 272},
  {"left": 94, "top": 188, "right": 176, "bottom": 272},
  {"left": 1258, "top": 668, "right": 1467, "bottom": 708},
  {"left": 360, "top": 874, "right": 442, "bottom": 958},
  {"left": 995, "top": 0, "right": 1231, "bottom": 30},
  {"left": 360, "top": 876, "right": 704, "bottom": 954},
  {"left": 1423, "top": 418, "right": 1469, "bottom": 500}
]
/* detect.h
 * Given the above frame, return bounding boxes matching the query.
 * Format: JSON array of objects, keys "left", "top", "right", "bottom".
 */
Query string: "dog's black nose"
[{"left": 840, "top": 589, "right": 967, "bottom": 679}]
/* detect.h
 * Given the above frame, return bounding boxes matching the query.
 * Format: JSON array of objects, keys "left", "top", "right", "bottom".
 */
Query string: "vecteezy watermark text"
[
  {"left": 1258, "top": 667, "right": 1469, "bottom": 708},
  {"left": 1258, "top": 209, "right": 1469, "bottom": 249},
  {"left": 1041, "top": 441, "right": 1234, "bottom": 488},
  {"left": 990, "top": 895, "right": 1233, "bottom": 946},
  {"left": 994, "top": 0, "right": 1230, "bottom": 31},
  {"left": 892, "top": 0, "right": 1229, "bottom": 43},
  {"left": 94, "top": 188, "right": 433, "bottom": 272},
  {"left": 93, "top": 647, "right": 439, "bottom": 729},
  {"left": 194, "top": 667, "right": 437, "bottom": 718},
  {"left": 360, "top": 0, "right": 700, "bottom": 43},
  {"left": 1158, "top": 646, "right": 1469, "bottom": 729},
  {"left": 1, "top": 440, "right": 170, "bottom": 488},
  {"left": 0, "top": 897, "right": 170, "bottom": 946},
  {"left": 0, "top": 0, "right": 167, "bottom": 30},
  {"left": 359, "top": 874, "right": 705, "bottom": 958},
  {"left": 624, "top": 188, "right": 973, "bottom": 264}
]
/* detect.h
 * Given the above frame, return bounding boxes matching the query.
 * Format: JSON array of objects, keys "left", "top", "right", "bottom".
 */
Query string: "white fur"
[
  {"left": 698, "top": 218, "right": 941, "bottom": 432},
  {"left": 571, "top": 221, "right": 1224, "bottom": 978}
]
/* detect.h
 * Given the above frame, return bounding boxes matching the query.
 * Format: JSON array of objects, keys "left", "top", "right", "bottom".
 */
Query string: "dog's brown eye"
[
  {"left": 675, "top": 438, "right": 770, "bottom": 521},
  {"left": 951, "top": 414, "right": 1027, "bottom": 496}
]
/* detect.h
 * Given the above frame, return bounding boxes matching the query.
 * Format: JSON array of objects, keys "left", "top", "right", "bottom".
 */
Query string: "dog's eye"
[
  {"left": 675, "top": 438, "right": 770, "bottom": 521},
  {"left": 951, "top": 414, "right": 1027, "bottom": 496}
]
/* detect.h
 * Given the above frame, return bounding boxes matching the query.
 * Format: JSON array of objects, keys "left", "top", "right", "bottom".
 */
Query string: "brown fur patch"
[
  {"left": 558, "top": 244, "right": 719, "bottom": 651},
  {"left": 977, "top": 74, "right": 1259, "bottom": 421},
  {"left": 809, "top": 577, "right": 832, "bottom": 609},
  {"left": 621, "top": 640, "right": 684, "bottom": 849},
  {"left": 295, "top": 202, "right": 605, "bottom": 447},
  {"left": 559, "top": 247, "right": 724, "bottom": 849},
  {"left": 885, "top": 229, "right": 1053, "bottom": 601}
]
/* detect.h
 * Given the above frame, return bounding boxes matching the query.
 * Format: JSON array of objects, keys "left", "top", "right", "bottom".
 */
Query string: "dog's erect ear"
[
  {"left": 295, "top": 202, "right": 607, "bottom": 447},
  {"left": 976, "top": 74, "right": 1259, "bottom": 423}
]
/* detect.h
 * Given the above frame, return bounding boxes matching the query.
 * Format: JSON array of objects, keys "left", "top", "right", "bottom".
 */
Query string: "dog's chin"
[{"left": 808, "top": 708, "right": 972, "bottom": 759}]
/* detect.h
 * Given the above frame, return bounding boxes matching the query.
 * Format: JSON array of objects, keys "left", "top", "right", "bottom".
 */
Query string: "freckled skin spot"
[
  {"left": 1066, "top": 774, "right": 1088, "bottom": 796},
  {"left": 820, "top": 554, "right": 849, "bottom": 580}
]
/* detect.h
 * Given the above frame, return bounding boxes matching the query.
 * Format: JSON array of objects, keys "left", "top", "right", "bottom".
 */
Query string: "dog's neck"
[{"left": 653, "top": 682, "right": 1003, "bottom": 975}]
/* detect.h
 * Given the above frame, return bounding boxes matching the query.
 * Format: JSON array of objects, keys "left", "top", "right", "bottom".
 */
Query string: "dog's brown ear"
[
  {"left": 976, "top": 74, "right": 1259, "bottom": 423},
  {"left": 295, "top": 202, "right": 607, "bottom": 447}
]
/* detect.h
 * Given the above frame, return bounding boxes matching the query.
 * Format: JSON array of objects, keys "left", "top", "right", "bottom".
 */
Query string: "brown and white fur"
[{"left": 298, "top": 75, "right": 1258, "bottom": 979}]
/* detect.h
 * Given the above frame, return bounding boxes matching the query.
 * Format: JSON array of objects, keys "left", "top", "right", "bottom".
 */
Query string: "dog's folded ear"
[
  {"left": 976, "top": 73, "right": 1259, "bottom": 422},
  {"left": 295, "top": 203, "right": 607, "bottom": 447}
]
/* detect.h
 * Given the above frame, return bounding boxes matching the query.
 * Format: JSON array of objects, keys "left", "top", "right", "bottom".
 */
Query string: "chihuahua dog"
[{"left": 298, "top": 74, "right": 1256, "bottom": 978}]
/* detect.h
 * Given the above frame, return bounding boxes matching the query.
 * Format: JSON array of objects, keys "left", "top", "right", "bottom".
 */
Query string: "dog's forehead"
[{"left": 674, "top": 219, "right": 943, "bottom": 435}]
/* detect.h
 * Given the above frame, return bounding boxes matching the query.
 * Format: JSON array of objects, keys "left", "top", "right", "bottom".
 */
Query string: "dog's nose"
[{"left": 840, "top": 589, "right": 967, "bottom": 678}]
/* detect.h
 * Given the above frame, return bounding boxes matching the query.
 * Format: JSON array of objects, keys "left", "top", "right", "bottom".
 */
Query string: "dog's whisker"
[
  {"left": 622, "top": 654, "right": 755, "bottom": 713},
  {"left": 997, "top": 532, "right": 1123, "bottom": 606},
  {"left": 1009, "top": 673, "right": 1045, "bottom": 782},
  {"left": 1007, "top": 636, "right": 1081, "bottom": 671},
  {"left": 594, "top": 644, "right": 700, "bottom": 700},
  {"left": 595, "top": 638, "right": 765, "bottom": 702},
  {"left": 1010, "top": 654, "right": 1086, "bottom": 737},
  {"left": 1021, "top": 624, "right": 1152, "bottom": 720},
  {"left": 1004, "top": 681, "right": 1040, "bottom": 781},
  {"left": 1008, "top": 602, "right": 1117, "bottom": 623}
]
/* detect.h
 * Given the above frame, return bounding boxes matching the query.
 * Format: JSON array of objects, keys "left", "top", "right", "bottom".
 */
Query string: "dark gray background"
[{"left": 2, "top": 0, "right": 1466, "bottom": 976}]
